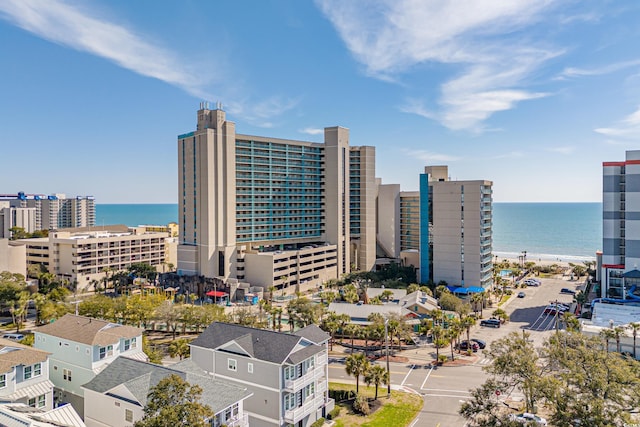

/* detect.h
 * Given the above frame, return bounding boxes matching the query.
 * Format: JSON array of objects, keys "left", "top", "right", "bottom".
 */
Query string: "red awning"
[{"left": 206, "top": 290, "right": 228, "bottom": 297}]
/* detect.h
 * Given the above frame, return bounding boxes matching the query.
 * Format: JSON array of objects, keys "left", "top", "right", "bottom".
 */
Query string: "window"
[
  {"left": 0, "top": 374, "right": 5, "bottom": 388},
  {"left": 284, "top": 393, "right": 296, "bottom": 410},
  {"left": 38, "top": 394, "right": 46, "bottom": 408},
  {"left": 63, "top": 369, "right": 72, "bottom": 382},
  {"left": 28, "top": 397, "right": 36, "bottom": 407},
  {"left": 24, "top": 365, "right": 32, "bottom": 380},
  {"left": 34, "top": 363, "right": 41, "bottom": 377},
  {"left": 228, "top": 358, "right": 237, "bottom": 372},
  {"left": 248, "top": 363, "right": 253, "bottom": 374},
  {"left": 99, "top": 345, "right": 113, "bottom": 359},
  {"left": 124, "top": 338, "right": 137, "bottom": 351},
  {"left": 125, "top": 409, "right": 133, "bottom": 422}
]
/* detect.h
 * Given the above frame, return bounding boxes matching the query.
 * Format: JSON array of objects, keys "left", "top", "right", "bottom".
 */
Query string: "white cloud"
[
  {"left": 299, "top": 127, "right": 324, "bottom": 135},
  {"left": 402, "top": 148, "right": 459, "bottom": 163},
  {"left": 595, "top": 107, "right": 640, "bottom": 139},
  {"left": 0, "top": 0, "right": 212, "bottom": 97},
  {"left": 547, "top": 146, "right": 576, "bottom": 155},
  {"left": 317, "top": 0, "right": 559, "bottom": 131},
  {"left": 557, "top": 59, "right": 640, "bottom": 79},
  {"left": 492, "top": 151, "right": 525, "bottom": 159}
]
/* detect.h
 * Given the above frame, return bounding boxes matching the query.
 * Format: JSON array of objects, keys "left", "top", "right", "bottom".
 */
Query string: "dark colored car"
[
  {"left": 517, "top": 291, "right": 526, "bottom": 298},
  {"left": 480, "top": 318, "right": 501, "bottom": 328},
  {"left": 457, "top": 340, "right": 480, "bottom": 352},
  {"left": 560, "top": 288, "right": 577, "bottom": 295},
  {"left": 471, "top": 338, "right": 486, "bottom": 349}
]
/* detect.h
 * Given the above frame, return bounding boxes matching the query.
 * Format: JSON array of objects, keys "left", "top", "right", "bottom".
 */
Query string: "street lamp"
[{"left": 384, "top": 318, "right": 391, "bottom": 397}]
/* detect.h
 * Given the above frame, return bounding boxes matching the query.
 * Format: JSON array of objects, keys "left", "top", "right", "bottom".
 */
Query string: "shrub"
[
  {"left": 438, "top": 354, "right": 448, "bottom": 365},
  {"left": 329, "top": 389, "right": 355, "bottom": 402},
  {"left": 327, "top": 407, "right": 341, "bottom": 420},
  {"left": 353, "top": 394, "right": 370, "bottom": 415},
  {"left": 311, "top": 417, "right": 325, "bottom": 427}
]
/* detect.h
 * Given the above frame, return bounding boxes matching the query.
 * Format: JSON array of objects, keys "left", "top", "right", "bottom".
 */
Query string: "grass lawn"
[
  {"left": 330, "top": 382, "right": 422, "bottom": 427},
  {"left": 497, "top": 295, "right": 511, "bottom": 306}
]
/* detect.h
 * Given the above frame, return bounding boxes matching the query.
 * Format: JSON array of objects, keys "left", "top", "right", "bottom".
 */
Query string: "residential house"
[
  {"left": 82, "top": 357, "right": 252, "bottom": 427},
  {"left": 190, "top": 322, "right": 334, "bottom": 427},
  {"left": 365, "top": 287, "right": 406, "bottom": 303},
  {"left": 0, "top": 338, "right": 54, "bottom": 411},
  {"left": 0, "top": 402, "right": 85, "bottom": 427},
  {"left": 33, "top": 314, "right": 145, "bottom": 418},
  {"left": 399, "top": 291, "right": 439, "bottom": 318}
]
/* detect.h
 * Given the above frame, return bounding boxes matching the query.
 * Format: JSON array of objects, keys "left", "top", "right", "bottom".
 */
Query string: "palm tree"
[
  {"left": 613, "top": 326, "right": 626, "bottom": 353},
  {"left": 364, "top": 365, "right": 389, "bottom": 400},
  {"left": 345, "top": 353, "right": 370, "bottom": 394},
  {"left": 470, "top": 292, "right": 484, "bottom": 317},
  {"left": 432, "top": 325, "right": 445, "bottom": 362},
  {"left": 629, "top": 322, "right": 640, "bottom": 359},
  {"left": 343, "top": 323, "right": 359, "bottom": 352},
  {"left": 600, "top": 328, "right": 616, "bottom": 353},
  {"left": 492, "top": 308, "right": 508, "bottom": 324},
  {"left": 461, "top": 315, "right": 476, "bottom": 346}
]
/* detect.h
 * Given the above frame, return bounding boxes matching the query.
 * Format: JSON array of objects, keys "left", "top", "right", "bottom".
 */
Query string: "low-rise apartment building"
[
  {"left": 190, "top": 322, "right": 333, "bottom": 427},
  {"left": 18, "top": 225, "right": 176, "bottom": 289},
  {"left": 83, "top": 357, "right": 252, "bottom": 427},
  {"left": 33, "top": 314, "right": 146, "bottom": 418}
]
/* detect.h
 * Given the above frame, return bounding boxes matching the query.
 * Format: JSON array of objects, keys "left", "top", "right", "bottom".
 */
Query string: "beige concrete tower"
[
  {"left": 177, "top": 102, "right": 237, "bottom": 279},
  {"left": 376, "top": 182, "right": 400, "bottom": 258},
  {"left": 323, "top": 127, "right": 351, "bottom": 276},
  {"left": 350, "top": 145, "right": 377, "bottom": 271}
]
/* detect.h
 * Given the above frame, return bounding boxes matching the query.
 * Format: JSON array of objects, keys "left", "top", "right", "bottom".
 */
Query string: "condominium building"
[
  {"left": 419, "top": 165, "right": 493, "bottom": 289},
  {"left": 18, "top": 226, "right": 175, "bottom": 289},
  {"left": 0, "top": 192, "right": 95, "bottom": 230},
  {"left": 375, "top": 185, "right": 419, "bottom": 258},
  {"left": 0, "top": 201, "right": 36, "bottom": 238},
  {"left": 601, "top": 150, "right": 640, "bottom": 299},
  {"left": 177, "top": 103, "right": 376, "bottom": 293}
]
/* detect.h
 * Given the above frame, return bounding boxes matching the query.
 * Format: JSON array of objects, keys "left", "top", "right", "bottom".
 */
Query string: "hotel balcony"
[{"left": 284, "top": 395, "right": 325, "bottom": 425}]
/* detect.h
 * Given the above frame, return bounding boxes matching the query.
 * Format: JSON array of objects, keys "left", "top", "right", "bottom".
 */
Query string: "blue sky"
[{"left": 2, "top": 1, "right": 640, "bottom": 203}]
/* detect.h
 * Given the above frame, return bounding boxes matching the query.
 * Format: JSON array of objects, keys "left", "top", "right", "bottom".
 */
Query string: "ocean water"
[{"left": 96, "top": 202, "right": 602, "bottom": 262}]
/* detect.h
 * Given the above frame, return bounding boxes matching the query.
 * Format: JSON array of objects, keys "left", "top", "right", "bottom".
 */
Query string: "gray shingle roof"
[
  {"left": 293, "top": 324, "right": 330, "bottom": 345},
  {"left": 82, "top": 356, "right": 252, "bottom": 414},
  {"left": 191, "top": 322, "right": 323, "bottom": 364},
  {"left": 35, "top": 314, "right": 142, "bottom": 346}
]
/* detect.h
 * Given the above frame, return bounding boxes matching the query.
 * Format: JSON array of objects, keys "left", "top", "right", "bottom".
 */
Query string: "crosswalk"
[{"left": 474, "top": 357, "right": 492, "bottom": 366}]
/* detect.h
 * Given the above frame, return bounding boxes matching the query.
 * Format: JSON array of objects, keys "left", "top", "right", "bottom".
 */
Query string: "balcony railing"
[
  {"left": 215, "top": 413, "right": 249, "bottom": 427},
  {"left": 284, "top": 364, "right": 325, "bottom": 392},
  {"left": 284, "top": 396, "right": 325, "bottom": 424}
]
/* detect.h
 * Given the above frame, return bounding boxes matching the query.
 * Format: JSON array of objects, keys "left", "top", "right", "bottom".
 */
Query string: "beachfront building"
[
  {"left": 177, "top": 102, "right": 376, "bottom": 294},
  {"left": 16, "top": 225, "right": 176, "bottom": 289},
  {"left": 601, "top": 150, "right": 640, "bottom": 301},
  {"left": 82, "top": 357, "right": 252, "bottom": 427},
  {"left": 190, "top": 322, "right": 333, "bottom": 427},
  {"left": 0, "top": 192, "right": 95, "bottom": 231},
  {"left": 419, "top": 165, "right": 493, "bottom": 290},
  {"left": 33, "top": 314, "right": 146, "bottom": 418},
  {"left": 0, "top": 201, "right": 36, "bottom": 238}
]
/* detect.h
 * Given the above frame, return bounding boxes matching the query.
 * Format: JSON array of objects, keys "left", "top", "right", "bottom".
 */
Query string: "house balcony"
[
  {"left": 284, "top": 395, "right": 325, "bottom": 424},
  {"left": 214, "top": 413, "right": 249, "bottom": 427},
  {"left": 283, "top": 363, "right": 326, "bottom": 392}
]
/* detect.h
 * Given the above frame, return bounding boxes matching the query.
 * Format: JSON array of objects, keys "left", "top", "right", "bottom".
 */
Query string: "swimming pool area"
[{"left": 499, "top": 269, "right": 512, "bottom": 277}]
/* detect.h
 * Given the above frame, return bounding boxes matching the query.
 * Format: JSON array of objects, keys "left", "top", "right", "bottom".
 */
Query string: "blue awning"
[
  {"left": 453, "top": 287, "right": 469, "bottom": 294},
  {"left": 466, "top": 286, "right": 485, "bottom": 293}
]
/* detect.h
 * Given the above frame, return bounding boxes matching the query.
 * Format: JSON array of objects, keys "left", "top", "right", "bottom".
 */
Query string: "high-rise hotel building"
[
  {"left": 419, "top": 166, "right": 493, "bottom": 289},
  {"left": 177, "top": 103, "right": 375, "bottom": 291},
  {"left": 601, "top": 150, "right": 640, "bottom": 299}
]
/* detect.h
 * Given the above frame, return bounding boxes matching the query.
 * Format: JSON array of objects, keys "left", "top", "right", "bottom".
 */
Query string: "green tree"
[
  {"left": 8, "top": 226, "right": 28, "bottom": 240},
  {"left": 128, "top": 262, "right": 158, "bottom": 282},
  {"left": 345, "top": 353, "right": 370, "bottom": 394},
  {"left": 342, "top": 284, "right": 359, "bottom": 304},
  {"left": 364, "top": 364, "right": 389, "bottom": 400},
  {"left": 439, "top": 292, "right": 463, "bottom": 312},
  {"left": 143, "top": 336, "right": 163, "bottom": 365},
  {"left": 78, "top": 294, "right": 115, "bottom": 320},
  {"left": 629, "top": 322, "right": 640, "bottom": 359},
  {"left": 459, "top": 378, "right": 518, "bottom": 427},
  {"left": 406, "top": 283, "right": 420, "bottom": 294},
  {"left": 10, "top": 291, "right": 31, "bottom": 332},
  {"left": 491, "top": 308, "right": 508, "bottom": 323},
  {"left": 168, "top": 338, "right": 191, "bottom": 360},
  {"left": 134, "top": 374, "right": 213, "bottom": 427}
]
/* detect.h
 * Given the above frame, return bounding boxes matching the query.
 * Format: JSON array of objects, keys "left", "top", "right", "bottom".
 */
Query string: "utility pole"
[
  {"left": 385, "top": 318, "right": 391, "bottom": 398},
  {"left": 555, "top": 299, "right": 560, "bottom": 334}
]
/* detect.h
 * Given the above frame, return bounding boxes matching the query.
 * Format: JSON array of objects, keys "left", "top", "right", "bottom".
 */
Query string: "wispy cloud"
[
  {"left": 402, "top": 148, "right": 460, "bottom": 163},
  {"left": 557, "top": 59, "right": 640, "bottom": 80},
  {"left": 299, "top": 127, "right": 324, "bottom": 135},
  {"left": 595, "top": 107, "right": 640, "bottom": 139},
  {"left": 317, "top": 0, "right": 559, "bottom": 131},
  {"left": 547, "top": 146, "right": 576, "bottom": 155},
  {"left": 492, "top": 151, "right": 525, "bottom": 159},
  {"left": 0, "top": 0, "right": 211, "bottom": 97}
]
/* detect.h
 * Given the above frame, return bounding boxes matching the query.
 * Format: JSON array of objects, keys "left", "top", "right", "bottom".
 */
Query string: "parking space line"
[{"left": 400, "top": 364, "right": 415, "bottom": 386}]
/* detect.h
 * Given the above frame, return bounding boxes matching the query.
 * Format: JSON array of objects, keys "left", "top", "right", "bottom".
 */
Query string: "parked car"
[
  {"left": 560, "top": 288, "right": 577, "bottom": 295},
  {"left": 524, "top": 279, "right": 541, "bottom": 287},
  {"left": 509, "top": 412, "right": 547, "bottom": 425},
  {"left": 456, "top": 340, "right": 480, "bottom": 352},
  {"left": 480, "top": 318, "right": 501, "bottom": 328},
  {"left": 471, "top": 338, "right": 486, "bottom": 349},
  {"left": 517, "top": 291, "right": 526, "bottom": 298},
  {"left": 2, "top": 333, "right": 24, "bottom": 341},
  {"left": 544, "top": 304, "right": 569, "bottom": 315}
]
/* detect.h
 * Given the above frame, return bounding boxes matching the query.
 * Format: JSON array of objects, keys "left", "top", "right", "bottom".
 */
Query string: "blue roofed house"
[
  {"left": 190, "top": 322, "right": 334, "bottom": 427},
  {"left": 82, "top": 356, "right": 253, "bottom": 427},
  {"left": 33, "top": 314, "right": 146, "bottom": 419}
]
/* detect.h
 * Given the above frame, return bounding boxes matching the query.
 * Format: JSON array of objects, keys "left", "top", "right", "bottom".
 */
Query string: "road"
[{"left": 328, "top": 273, "right": 584, "bottom": 427}]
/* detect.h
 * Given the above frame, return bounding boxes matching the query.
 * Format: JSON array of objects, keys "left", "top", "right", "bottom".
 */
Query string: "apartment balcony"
[{"left": 284, "top": 395, "right": 325, "bottom": 424}]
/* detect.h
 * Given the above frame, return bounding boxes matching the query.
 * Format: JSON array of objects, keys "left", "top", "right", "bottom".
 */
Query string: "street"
[{"left": 328, "top": 273, "right": 584, "bottom": 426}]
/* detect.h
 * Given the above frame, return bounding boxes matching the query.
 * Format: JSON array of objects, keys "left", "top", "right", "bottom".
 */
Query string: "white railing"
[
  {"left": 284, "top": 396, "right": 325, "bottom": 424},
  {"left": 219, "top": 413, "right": 249, "bottom": 427},
  {"left": 284, "top": 365, "right": 325, "bottom": 391}
]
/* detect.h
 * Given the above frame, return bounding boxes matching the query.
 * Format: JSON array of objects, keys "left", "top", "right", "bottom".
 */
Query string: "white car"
[{"left": 509, "top": 412, "right": 548, "bottom": 425}]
